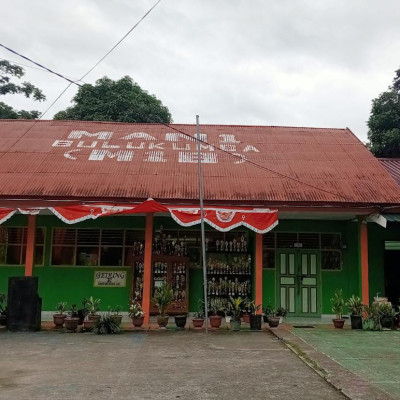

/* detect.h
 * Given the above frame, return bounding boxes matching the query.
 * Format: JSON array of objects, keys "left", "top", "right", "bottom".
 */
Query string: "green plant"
[
  {"left": 228, "top": 296, "right": 245, "bottom": 321},
  {"left": 83, "top": 296, "right": 101, "bottom": 315},
  {"left": 247, "top": 300, "right": 262, "bottom": 316},
  {"left": 128, "top": 299, "right": 145, "bottom": 318},
  {"left": 346, "top": 295, "right": 363, "bottom": 315},
  {"left": 276, "top": 307, "right": 288, "bottom": 317},
  {"left": 56, "top": 301, "right": 67, "bottom": 315},
  {"left": 109, "top": 305, "right": 122, "bottom": 316},
  {"left": 363, "top": 304, "right": 381, "bottom": 331},
  {"left": 152, "top": 283, "right": 173, "bottom": 316},
  {"left": 193, "top": 299, "right": 205, "bottom": 319},
  {"left": 0, "top": 293, "right": 6, "bottom": 313},
  {"left": 67, "top": 304, "right": 78, "bottom": 318},
  {"left": 263, "top": 304, "right": 275, "bottom": 317},
  {"left": 331, "top": 289, "right": 345, "bottom": 319},
  {"left": 377, "top": 302, "right": 396, "bottom": 319},
  {"left": 93, "top": 313, "right": 120, "bottom": 335},
  {"left": 208, "top": 297, "right": 226, "bottom": 316}
]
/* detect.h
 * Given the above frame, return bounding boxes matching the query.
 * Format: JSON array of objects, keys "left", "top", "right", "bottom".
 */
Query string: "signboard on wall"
[{"left": 94, "top": 271, "right": 127, "bottom": 287}]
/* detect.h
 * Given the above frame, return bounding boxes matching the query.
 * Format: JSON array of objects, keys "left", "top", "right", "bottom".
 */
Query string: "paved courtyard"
[
  {"left": 293, "top": 328, "right": 400, "bottom": 399},
  {"left": 0, "top": 329, "right": 345, "bottom": 400}
]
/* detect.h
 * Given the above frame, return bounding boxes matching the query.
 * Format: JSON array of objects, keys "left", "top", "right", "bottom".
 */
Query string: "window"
[
  {"left": 263, "top": 233, "right": 275, "bottom": 269},
  {"left": 0, "top": 227, "right": 45, "bottom": 265},
  {"left": 51, "top": 228, "right": 144, "bottom": 266},
  {"left": 262, "top": 232, "right": 342, "bottom": 271}
]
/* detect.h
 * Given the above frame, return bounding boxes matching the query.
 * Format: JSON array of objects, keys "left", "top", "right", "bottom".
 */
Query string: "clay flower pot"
[
  {"left": 192, "top": 318, "right": 204, "bottom": 329},
  {"left": 83, "top": 319, "right": 95, "bottom": 331},
  {"left": 110, "top": 315, "right": 123, "bottom": 326},
  {"left": 131, "top": 316, "right": 145, "bottom": 328},
  {"left": 53, "top": 314, "right": 66, "bottom": 328},
  {"left": 174, "top": 315, "right": 187, "bottom": 329},
  {"left": 268, "top": 317, "right": 280, "bottom": 328},
  {"left": 209, "top": 315, "right": 222, "bottom": 329},
  {"left": 242, "top": 314, "right": 251, "bottom": 324},
  {"left": 64, "top": 317, "right": 80, "bottom": 332},
  {"left": 88, "top": 314, "right": 101, "bottom": 322},
  {"left": 332, "top": 319, "right": 345, "bottom": 329},
  {"left": 157, "top": 315, "right": 169, "bottom": 328}
]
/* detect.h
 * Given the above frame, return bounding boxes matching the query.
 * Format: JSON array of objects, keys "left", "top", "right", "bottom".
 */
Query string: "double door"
[{"left": 277, "top": 250, "right": 320, "bottom": 316}]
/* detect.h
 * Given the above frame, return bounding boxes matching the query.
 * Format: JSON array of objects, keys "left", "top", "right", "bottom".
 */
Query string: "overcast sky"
[{"left": 1, "top": 0, "right": 400, "bottom": 141}]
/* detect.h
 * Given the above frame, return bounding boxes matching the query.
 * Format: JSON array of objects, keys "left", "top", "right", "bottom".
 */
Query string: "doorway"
[
  {"left": 277, "top": 250, "right": 320, "bottom": 316},
  {"left": 384, "top": 250, "right": 400, "bottom": 306}
]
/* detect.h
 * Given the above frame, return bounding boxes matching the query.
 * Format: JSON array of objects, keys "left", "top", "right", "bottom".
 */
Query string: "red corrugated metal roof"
[
  {"left": 379, "top": 158, "right": 400, "bottom": 186},
  {"left": 0, "top": 119, "right": 399, "bottom": 206}
]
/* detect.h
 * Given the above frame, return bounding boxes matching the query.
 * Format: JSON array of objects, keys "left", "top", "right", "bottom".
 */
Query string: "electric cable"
[{"left": 0, "top": 43, "right": 83, "bottom": 87}]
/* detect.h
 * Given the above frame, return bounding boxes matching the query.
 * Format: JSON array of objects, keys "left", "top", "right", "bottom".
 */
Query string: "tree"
[
  {"left": 0, "top": 60, "right": 45, "bottom": 119},
  {"left": 54, "top": 76, "right": 172, "bottom": 123},
  {"left": 367, "top": 68, "right": 400, "bottom": 157}
]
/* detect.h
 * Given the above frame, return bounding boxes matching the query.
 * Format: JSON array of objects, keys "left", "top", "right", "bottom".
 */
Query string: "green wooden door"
[{"left": 277, "top": 250, "right": 320, "bottom": 316}]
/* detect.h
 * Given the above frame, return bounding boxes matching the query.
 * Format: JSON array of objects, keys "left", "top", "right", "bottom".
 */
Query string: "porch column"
[
  {"left": 25, "top": 215, "right": 37, "bottom": 277},
  {"left": 255, "top": 233, "right": 263, "bottom": 314},
  {"left": 142, "top": 213, "right": 153, "bottom": 325},
  {"left": 360, "top": 221, "right": 369, "bottom": 305}
]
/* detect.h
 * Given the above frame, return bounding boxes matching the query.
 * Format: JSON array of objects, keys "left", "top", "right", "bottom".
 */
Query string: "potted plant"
[
  {"left": 0, "top": 293, "right": 7, "bottom": 327},
  {"left": 208, "top": 298, "right": 224, "bottom": 329},
  {"left": 84, "top": 296, "right": 101, "bottom": 322},
  {"left": 53, "top": 301, "right": 67, "bottom": 328},
  {"left": 192, "top": 300, "right": 205, "bottom": 329},
  {"left": 128, "top": 299, "right": 145, "bottom": 328},
  {"left": 242, "top": 298, "right": 252, "bottom": 324},
  {"left": 267, "top": 309, "right": 280, "bottom": 328},
  {"left": 346, "top": 295, "right": 364, "bottom": 329},
  {"left": 377, "top": 302, "right": 396, "bottom": 329},
  {"left": 362, "top": 304, "right": 381, "bottom": 331},
  {"left": 249, "top": 301, "right": 262, "bottom": 330},
  {"left": 153, "top": 282, "right": 173, "bottom": 328},
  {"left": 64, "top": 304, "right": 80, "bottom": 332},
  {"left": 109, "top": 305, "right": 123, "bottom": 326},
  {"left": 263, "top": 304, "right": 274, "bottom": 324},
  {"left": 174, "top": 314, "right": 187, "bottom": 329},
  {"left": 331, "top": 289, "right": 345, "bottom": 329},
  {"left": 276, "top": 307, "right": 288, "bottom": 324},
  {"left": 228, "top": 296, "right": 245, "bottom": 331}
]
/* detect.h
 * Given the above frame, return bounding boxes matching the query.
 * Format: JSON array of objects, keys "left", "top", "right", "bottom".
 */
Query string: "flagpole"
[{"left": 196, "top": 115, "right": 208, "bottom": 332}]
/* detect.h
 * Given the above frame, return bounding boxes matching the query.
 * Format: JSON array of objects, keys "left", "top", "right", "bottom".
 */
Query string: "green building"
[{"left": 0, "top": 120, "right": 399, "bottom": 321}]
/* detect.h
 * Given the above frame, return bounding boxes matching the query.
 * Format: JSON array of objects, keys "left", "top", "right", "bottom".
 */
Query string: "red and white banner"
[
  {"left": 170, "top": 207, "right": 278, "bottom": 234},
  {"left": 0, "top": 199, "right": 278, "bottom": 233}
]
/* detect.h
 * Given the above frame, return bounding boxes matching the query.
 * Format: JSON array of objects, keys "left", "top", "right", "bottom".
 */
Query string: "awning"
[
  {"left": 382, "top": 214, "right": 400, "bottom": 222},
  {"left": 0, "top": 199, "right": 278, "bottom": 234}
]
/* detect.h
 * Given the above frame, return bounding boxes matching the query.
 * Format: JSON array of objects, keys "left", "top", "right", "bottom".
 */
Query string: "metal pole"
[{"left": 196, "top": 115, "right": 208, "bottom": 332}]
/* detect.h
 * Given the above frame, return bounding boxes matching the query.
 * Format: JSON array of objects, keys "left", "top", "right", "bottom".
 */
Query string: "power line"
[
  {"left": 0, "top": 57, "right": 86, "bottom": 83},
  {"left": 0, "top": 43, "right": 83, "bottom": 87}
]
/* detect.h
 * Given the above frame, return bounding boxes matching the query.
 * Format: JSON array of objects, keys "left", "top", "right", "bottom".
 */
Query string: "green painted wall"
[{"left": 1, "top": 213, "right": 391, "bottom": 315}]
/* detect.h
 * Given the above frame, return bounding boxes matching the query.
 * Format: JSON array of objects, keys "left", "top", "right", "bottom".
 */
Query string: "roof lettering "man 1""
[{"left": 52, "top": 130, "right": 259, "bottom": 164}]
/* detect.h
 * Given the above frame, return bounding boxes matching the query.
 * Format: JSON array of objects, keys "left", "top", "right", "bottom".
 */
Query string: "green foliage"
[
  {"left": 83, "top": 296, "right": 101, "bottom": 314},
  {"left": 128, "top": 299, "right": 145, "bottom": 318},
  {"left": 93, "top": 313, "right": 120, "bottom": 334},
  {"left": 0, "top": 60, "right": 45, "bottom": 101},
  {"left": 108, "top": 304, "right": 122, "bottom": 316},
  {"left": 53, "top": 76, "right": 172, "bottom": 123},
  {"left": 276, "top": 307, "right": 288, "bottom": 317},
  {"left": 0, "top": 293, "right": 6, "bottom": 313},
  {"left": 68, "top": 303, "right": 78, "bottom": 318},
  {"left": 208, "top": 297, "right": 226, "bottom": 315},
  {"left": 152, "top": 282, "right": 173, "bottom": 316},
  {"left": 228, "top": 296, "right": 245, "bottom": 321},
  {"left": 363, "top": 304, "right": 381, "bottom": 331},
  {"left": 368, "top": 67, "right": 400, "bottom": 157},
  {"left": 331, "top": 289, "right": 345, "bottom": 319},
  {"left": 0, "top": 60, "right": 45, "bottom": 120},
  {"left": 377, "top": 302, "right": 396, "bottom": 319},
  {"left": 346, "top": 295, "right": 363, "bottom": 315},
  {"left": 0, "top": 102, "right": 40, "bottom": 119},
  {"left": 193, "top": 299, "right": 205, "bottom": 319},
  {"left": 56, "top": 301, "right": 67, "bottom": 314}
]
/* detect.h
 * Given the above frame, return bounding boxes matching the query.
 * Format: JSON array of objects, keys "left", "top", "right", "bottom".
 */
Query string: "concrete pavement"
[{"left": 0, "top": 329, "right": 345, "bottom": 400}]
